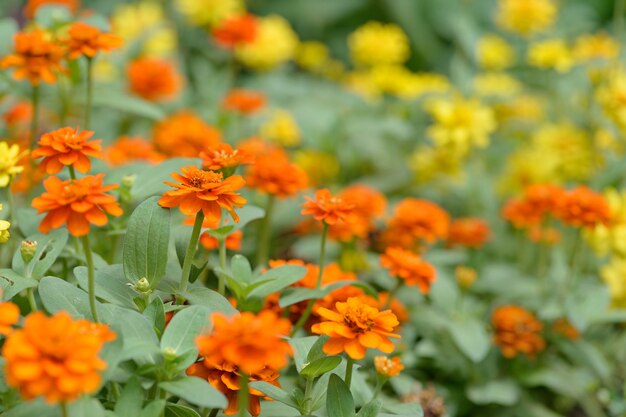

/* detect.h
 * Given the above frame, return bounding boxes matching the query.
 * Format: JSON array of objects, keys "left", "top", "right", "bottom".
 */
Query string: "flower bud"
[
  {"left": 129, "top": 277, "right": 152, "bottom": 295},
  {"left": 20, "top": 240, "right": 38, "bottom": 262},
  {"left": 121, "top": 174, "right": 136, "bottom": 189},
  {"left": 374, "top": 356, "right": 404, "bottom": 378},
  {"left": 455, "top": 266, "right": 477, "bottom": 289}
]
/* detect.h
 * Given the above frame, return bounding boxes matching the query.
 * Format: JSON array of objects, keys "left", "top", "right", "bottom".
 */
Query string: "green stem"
[
  {"left": 29, "top": 85, "right": 39, "bottom": 150},
  {"left": 60, "top": 402, "right": 69, "bottom": 417},
  {"left": 302, "top": 377, "right": 314, "bottom": 415},
  {"left": 345, "top": 357, "right": 354, "bottom": 388},
  {"left": 255, "top": 195, "right": 275, "bottom": 266},
  {"left": 26, "top": 288, "right": 37, "bottom": 312},
  {"left": 207, "top": 409, "right": 219, "bottom": 417},
  {"left": 382, "top": 280, "right": 402, "bottom": 310},
  {"left": 218, "top": 238, "right": 227, "bottom": 295},
  {"left": 180, "top": 211, "right": 205, "bottom": 296},
  {"left": 80, "top": 235, "right": 99, "bottom": 322},
  {"left": 84, "top": 57, "right": 93, "bottom": 130},
  {"left": 238, "top": 373, "right": 250, "bottom": 417},
  {"left": 372, "top": 378, "right": 384, "bottom": 400},
  {"left": 291, "top": 223, "right": 329, "bottom": 336},
  {"left": 68, "top": 166, "right": 76, "bottom": 180}
]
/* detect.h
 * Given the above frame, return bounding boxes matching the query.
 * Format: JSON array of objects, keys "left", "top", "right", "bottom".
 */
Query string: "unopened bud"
[
  {"left": 129, "top": 277, "right": 152, "bottom": 295},
  {"left": 162, "top": 347, "right": 178, "bottom": 362},
  {"left": 21, "top": 240, "right": 38, "bottom": 262},
  {"left": 121, "top": 174, "right": 136, "bottom": 189}
]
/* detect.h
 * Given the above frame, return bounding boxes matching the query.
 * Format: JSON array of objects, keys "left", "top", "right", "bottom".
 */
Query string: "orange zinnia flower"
[
  {"left": 382, "top": 198, "right": 450, "bottom": 249},
  {"left": 158, "top": 166, "right": 246, "bottom": 224},
  {"left": 195, "top": 311, "right": 292, "bottom": 375},
  {"left": 1, "top": 30, "right": 65, "bottom": 85},
  {"left": 0, "top": 302, "right": 20, "bottom": 335},
  {"left": 200, "top": 230, "right": 243, "bottom": 251},
  {"left": 32, "top": 174, "right": 122, "bottom": 237},
  {"left": 380, "top": 246, "right": 437, "bottom": 294},
  {"left": 212, "top": 14, "right": 258, "bottom": 48},
  {"left": 65, "top": 22, "right": 122, "bottom": 59},
  {"left": 200, "top": 143, "right": 254, "bottom": 173},
  {"left": 24, "top": 0, "right": 80, "bottom": 18},
  {"left": 128, "top": 58, "right": 181, "bottom": 102},
  {"left": 446, "top": 217, "right": 490, "bottom": 248},
  {"left": 187, "top": 360, "right": 280, "bottom": 416},
  {"left": 329, "top": 184, "right": 387, "bottom": 242},
  {"left": 238, "top": 137, "right": 282, "bottom": 157},
  {"left": 104, "top": 136, "right": 163, "bottom": 166},
  {"left": 3, "top": 102, "right": 32, "bottom": 129},
  {"left": 553, "top": 186, "right": 611, "bottom": 229},
  {"left": 552, "top": 318, "right": 580, "bottom": 340},
  {"left": 153, "top": 111, "right": 221, "bottom": 157},
  {"left": 221, "top": 89, "right": 266, "bottom": 115},
  {"left": 312, "top": 297, "right": 400, "bottom": 359},
  {"left": 492, "top": 305, "right": 545, "bottom": 358},
  {"left": 502, "top": 183, "right": 564, "bottom": 228},
  {"left": 302, "top": 189, "right": 356, "bottom": 226},
  {"left": 374, "top": 356, "right": 404, "bottom": 378},
  {"left": 32, "top": 127, "right": 101, "bottom": 174},
  {"left": 246, "top": 153, "right": 308, "bottom": 198},
  {"left": 2, "top": 311, "right": 115, "bottom": 404}
]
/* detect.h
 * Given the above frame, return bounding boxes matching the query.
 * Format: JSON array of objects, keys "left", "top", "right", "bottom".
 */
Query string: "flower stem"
[
  {"left": 180, "top": 211, "right": 205, "bottom": 296},
  {"left": 218, "top": 238, "right": 227, "bottom": 295},
  {"left": 84, "top": 57, "right": 93, "bottom": 130},
  {"left": 302, "top": 376, "right": 314, "bottom": 415},
  {"left": 80, "top": 234, "right": 99, "bottom": 323},
  {"left": 60, "top": 402, "right": 69, "bottom": 417},
  {"left": 255, "top": 195, "right": 275, "bottom": 267},
  {"left": 237, "top": 373, "right": 250, "bottom": 417},
  {"left": 345, "top": 357, "right": 354, "bottom": 388},
  {"left": 26, "top": 288, "right": 37, "bottom": 312},
  {"left": 291, "top": 223, "right": 329, "bottom": 336},
  {"left": 207, "top": 409, "right": 219, "bottom": 417},
  {"left": 68, "top": 166, "right": 76, "bottom": 180},
  {"left": 29, "top": 84, "right": 39, "bottom": 150}
]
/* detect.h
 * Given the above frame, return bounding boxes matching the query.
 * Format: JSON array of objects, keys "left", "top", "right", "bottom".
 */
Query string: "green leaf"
[
  {"left": 123, "top": 197, "right": 171, "bottom": 288},
  {"left": 160, "top": 377, "right": 227, "bottom": 409},
  {"left": 181, "top": 286, "right": 238, "bottom": 316},
  {"left": 0, "top": 18, "right": 17, "bottom": 57},
  {"left": 139, "top": 401, "right": 166, "bottom": 417},
  {"left": 99, "top": 304, "right": 161, "bottom": 362},
  {"left": 207, "top": 225, "right": 235, "bottom": 240},
  {"left": 247, "top": 265, "right": 308, "bottom": 299},
  {"left": 357, "top": 400, "right": 382, "bottom": 417},
  {"left": 91, "top": 89, "right": 166, "bottom": 120},
  {"left": 307, "top": 335, "right": 330, "bottom": 362},
  {"left": 144, "top": 297, "right": 167, "bottom": 337},
  {"left": 114, "top": 378, "right": 143, "bottom": 417},
  {"left": 164, "top": 404, "right": 201, "bottom": 417},
  {"left": 0, "top": 269, "right": 38, "bottom": 299},
  {"left": 2, "top": 399, "right": 60, "bottom": 417},
  {"left": 68, "top": 397, "right": 106, "bottom": 417},
  {"left": 327, "top": 374, "right": 355, "bottom": 417},
  {"left": 12, "top": 229, "right": 68, "bottom": 280},
  {"left": 14, "top": 208, "right": 41, "bottom": 237},
  {"left": 466, "top": 380, "right": 520, "bottom": 406},
  {"left": 290, "top": 336, "right": 319, "bottom": 372},
  {"left": 446, "top": 317, "right": 490, "bottom": 363},
  {"left": 249, "top": 381, "right": 299, "bottom": 409},
  {"left": 301, "top": 356, "right": 342, "bottom": 378},
  {"left": 161, "top": 305, "right": 211, "bottom": 359},
  {"left": 231, "top": 254, "right": 254, "bottom": 284},
  {"left": 39, "top": 276, "right": 93, "bottom": 318},
  {"left": 75, "top": 264, "right": 137, "bottom": 310}
]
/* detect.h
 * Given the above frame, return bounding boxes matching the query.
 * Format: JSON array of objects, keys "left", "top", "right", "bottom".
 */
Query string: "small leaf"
[
  {"left": 466, "top": 380, "right": 520, "bottom": 406},
  {"left": 139, "top": 401, "right": 166, "bottom": 417},
  {"left": 160, "top": 377, "right": 227, "bottom": 409},
  {"left": 39, "top": 276, "right": 93, "bottom": 318},
  {"left": 161, "top": 305, "right": 211, "bottom": 362},
  {"left": 115, "top": 377, "right": 143, "bottom": 417},
  {"left": 231, "top": 254, "right": 254, "bottom": 284},
  {"left": 12, "top": 229, "right": 68, "bottom": 280},
  {"left": 249, "top": 381, "right": 299, "bottom": 409},
  {"left": 165, "top": 404, "right": 201, "bottom": 417},
  {"left": 357, "top": 400, "right": 382, "bottom": 417},
  {"left": 446, "top": 317, "right": 490, "bottom": 363},
  {"left": 91, "top": 89, "right": 166, "bottom": 120},
  {"left": 289, "top": 336, "right": 319, "bottom": 372},
  {"left": 301, "top": 356, "right": 342, "bottom": 378},
  {"left": 181, "top": 287, "right": 238, "bottom": 316},
  {"left": 327, "top": 374, "right": 355, "bottom": 417},
  {"left": 307, "top": 335, "right": 330, "bottom": 362},
  {"left": 74, "top": 264, "right": 137, "bottom": 310},
  {"left": 0, "top": 269, "right": 38, "bottom": 299},
  {"left": 247, "top": 265, "right": 308, "bottom": 299}
]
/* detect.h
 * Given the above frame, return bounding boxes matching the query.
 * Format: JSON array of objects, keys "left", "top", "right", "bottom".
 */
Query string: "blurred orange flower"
[
  {"left": 128, "top": 58, "right": 181, "bottom": 102},
  {"left": 374, "top": 356, "right": 404, "bottom": 378},
  {"left": 246, "top": 153, "right": 308, "bottom": 198},
  {"left": 158, "top": 166, "right": 246, "bottom": 224},
  {"left": 3, "top": 102, "right": 32, "bottom": 129},
  {"left": 32, "top": 174, "right": 122, "bottom": 236},
  {"left": 0, "top": 302, "right": 20, "bottom": 335},
  {"left": 24, "top": 0, "right": 80, "bottom": 18},
  {"left": 65, "top": 22, "right": 122, "bottom": 59},
  {"left": 380, "top": 246, "right": 437, "bottom": 294},
  {"left": 446, "top": 218, "right": 490, "bottom": 248},
  {"left": 383, "top": 198, "right": 450, "bottom": 249},
  {"left": 153, "top": 111, "right": 221, "bottom": 157},
  {"left": 502, "top": 183, "right": 564, "bottom": 228},
  {"left": 1, "top": 30, "right": 65, "bottom": 85},
  {"left": 2, "top": 311, "right": 115, "bottom": 404},
  {"left": 552, "top": 318, "right": 580, "bottom": 340},
  {"left": 200, "top": 143, "right": 254, "bottom": 173},
  {"left": 492, "top": 305, "right": 545, "bottom": 358},
  {"left": 200, "top": 230, "right": 243, "bottom": 251},
  {"left": 221, "top": 89, "right": 266, "bottom": 115},
  {"left": 329, "top": 184, "right": 386, "bottom": 242},
  {"left": 302, "top": 189, "right": 356, "bottom": 225},
  {"left": 554, "top": 186, "right": 611, "bottom": 229},
  {"left": 32, "top": 127, "right": 101, "bottom": 174},
  {"left": 213, "top": 14, "right": 259, "bottom": 48},
  {"left": 312, "top": 297, "right": 400, "bottom": 359},
  {"left": 104, "top": 136, "right": 163, "bottom": 166}
]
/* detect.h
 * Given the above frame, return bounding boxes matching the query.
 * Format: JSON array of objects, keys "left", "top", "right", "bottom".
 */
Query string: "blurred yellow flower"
[
  {"left": 409, "top": 144, "right": 466, "bottom": 184},
  {"left": 476, "top": 35, "right": 516, "bottom": 70},
  {"left": 594, "top": 128, "right": 623, "bottom": 154},
  {"left": 596, "top": 69, "right": 626, "bottom": 131},
  {"left": 400, "top": 72, "right": 450, "bottom": 100},
  {"left": 587, "top": 189, "right": 626, "bottom": 258},
  {"left": 498, "top": 146, "right": 560, "bottom": 193},
  {"left": 494, "top": 94, "right": 545, "bottom": 124},
  {"left": 600, "top": 257, "right": 626, "bottom": 308},
  {"left": 473, "top": 72, "right": 522, "bottom": 97},
  {"left": 112, "top": 1, "right": 176, "bottom": 57},
  {"left": 294, "top": 150, "right": 339, "bottom": 186},
  {"left": 0, "top": 142, "right": 25, "bottom": 188},
  {"left": 496, "top": 0, "right": 557, "bottom": 36},
  {"left": 235, "top": 15, "right": 298, "bottom": 70},
  {"left": 455, "top": 266, "right": 477, "bottom": 289},
  {"left": 0, "top": 219, "right": 10, "bottom": 244},
  {"left": 425, "top": 95, "right": 496, "bottom": 152},
  {"left": 175, "top": 0, "right": 243, "bottom": 27},
  {"left": 260, "top": 110, "right": 301, "bottom": 146},
  {"left": 528, "top": 39, "right": 573, "bottom": 73},
  {"left": 348, "top": 21, "right": 409, "bottom": 67},
  {"left": 573, "top": 32, "right": 619, "bottom": 63},
  {"left": 296, "top": 41, "right": 330, "bottom": 72}
]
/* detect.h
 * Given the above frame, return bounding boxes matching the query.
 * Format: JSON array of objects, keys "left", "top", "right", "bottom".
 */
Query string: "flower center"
[{"left": 343, "top": 306, "right": 374, "bottom": 333}]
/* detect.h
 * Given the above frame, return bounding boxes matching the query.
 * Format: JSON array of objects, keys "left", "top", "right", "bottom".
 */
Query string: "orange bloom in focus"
[
  {"left": 383, "top": 198, "right": 450, "bottom": 249},
  {"left": 105, "top": 136, "right": 163, "bottom": 166},
  {"left": 24, "top": 0, "right": 79, "bottom": 18},
  {"left": 222, "top": 89, "right": 266, "bottom": 115},
  {"left": 200, "top": 143, "right": 254, "bottom": 173},
  {"left": 65, "top": 22, "right": 122, "bottom": 59},
  {"left": 302, "top": 189, "right": 356, "bottom": 226},
  {"left": 1, "top": 30, "right": 65, "bottom": 85},
  {"left": 492, "top": 305, "right": 545, "bottom": 358},
  {"left": 32, "top": 127, "right": 101, "bottom": 174},
  {"left": 312, "top": 297, "right": 400, "bottom": 359},
  {"left": 153, "top": 111, "right": 221, "bottom": 157},
  {"left": 212, "top": 14, "right": 258, "bottom": 48},
  {"left": 554, "top": 186, "right": 611, "bottom": 229},
  {"left": 32, "top": 174, "right": 122, "bottom": 237},
  {"left": 128, "top": 58, "right": 181, "bottom": 102},
  {"left": 380, "top": 246, "right": 437, "bottom": 294},
  {"left": 2, "top": 311, "right": 115, "bottom": 404},
  {"left": 374, "top": 356, "right": 404, "bottom": 378},
  {"left": 200, "top": 230, "right": 243, "bottom": 251},
  {"left": 502, "top": 183, "right": 564, "bottom": 228},
  {"left": 158, "top": 166, "right": 246, "bottom": 224},
  {"left": 329, "top": 184, "right": 386, "bottom": 242},
  {"left": 246, "top": 154, "right": 308, "bottom": 198},
  {"left": 0, "top": 302, "right": 20, "bottom": 335},
  {"left": 446, "top": 218, "right": 490, "bottom": 248},
  {"left": 195, "top": 311, "right": 292, "bottom": 375}
]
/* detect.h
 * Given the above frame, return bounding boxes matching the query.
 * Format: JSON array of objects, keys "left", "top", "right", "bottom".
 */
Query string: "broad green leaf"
[
  {"left": 357, "top": 400, "right": 382, "bottom": 417},
  {"left": 114, "top": 378, "right": 143, "bottom": 417},
  {"left": 68, "top": 397, "right": 106, "bottom": 417},
  {"left": 12, "top": 229, "right": 68, "bottom": 280},
  {"left": 164, "top": 404, "right": 201, "bottom": 417},
  {"left": 144, "top": 297, "right": 167, "bottom": 336},
  {"left": 139, "top": 401, "right": 166, "bottom": 417},
  {"left": 249, "top": 381, "right": 299, "bottom": 409},
  {"left": 2, "top": 399, "right": 60, "bottom": 417},
  {"left": 75, "top": 264, "right": 137, "bottom": 310},
  {"left": 181, "top": 286, "right": 238, "bottom": 316},
  {"left": 100, "top": 304, "right": 161, "bottom": 362},
  {"left": 160, "top": 377, "right": 227, "bottom": 409},
  {"left": 301, "top": 356, "right": 342, "bottom": 378},
  {"left": 0, "top": 269, "right": 38, "bottom": 299},
  {"left": 290, "top": 336, "right": 319, "bottom": 372},
  {"left": 247, "top": 265, "right": 308, "bottom": 299},
  {"left": 307, "top": 335, "right": 330, "bottom": 362},
  {"left": 161, "top": 305, "right": 211, "bottom": 357},
  {"left": 123, "top": 197, "right": 171, "bottom": 287},
  {"left": 446, "top": 318, "right": 490, "bottom": 363},
  {"left": 231, "top": 254, "right": 254, "bottom": 284},
  {"left": 466, "top": 380, "right": 520, "bottom": 406},
  {"left": 327, "top": 374, "right": 355, "bottom": 417},
  {"left": 90, "top": 89, "right": 166, "bottom": 120},
  {"left": 39, "top": 276, "right": 93, "bottom": 319}
]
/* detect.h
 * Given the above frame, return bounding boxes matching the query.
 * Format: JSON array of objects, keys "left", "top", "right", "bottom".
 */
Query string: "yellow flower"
[
  {"left": 0, "top": 220, "right": 10, "bottom": 244},
  {"left": 496, "top": 0, "right": 557, "bottom": 36},
  {"left": 296, "top": 41, "right": 329, "bottom": 72},
  {"left": 260, "top": 110, "right": 301, "bottom": 146},
  {"left": 425, "top": 95, "right": 496, "bottom": 153},
  {"left": 0, "top": 142, "right": 25, "bottom": 188},
  {"left": 493, "top": 94, "right": 545, "bottom": 124},
  {"left": 175, "top": 0, "right": 243, "bottom": 27},
  {"left": 294, "top": 150, "right": 339, "bottom": 186},
  {"left": 594, "top": 128, "right": 623, "bottom": 154},
  {"left": 596, "top": 69, "right": 626, "bottom": 131},
  {"left": 573, "top": 32, "right": 619, "bottom": 63},
  {"left": 587, "top": 189, "right": 626, "bottom": 258},
  {"left": 398, "top": 72, "right": 450, "bottom": 100},
  {"left": 528, "top": 39, "right": 573, "bottom": 73},
  {"left": 497, "top": 147, "right": 561, "bottom": 193},
  {"left": 112, "top": 1, "right": 176, "bottom": 57},
  {"left": 476, "top": 35, "right": 516, "bottom": 70},
  {"left": 235, "top": 15, "right": 298, "bottom": 71},
  {"left": 473, "top": 72, "right": 522, "bottom": 97},
  {"left": 600, "top": 257, "right": 626, "bottom": 308},
  {"left": 409, "top": 144, "right": 466, "bottom": 184},
  {"left": 348, "top": 21, "right": 409, "bottom": 67}
]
